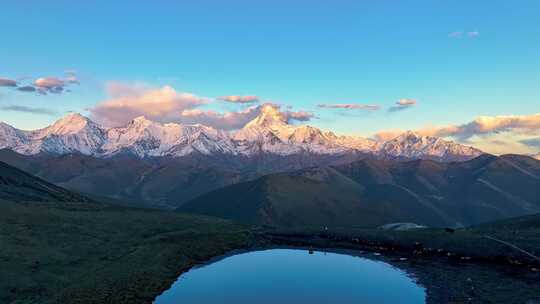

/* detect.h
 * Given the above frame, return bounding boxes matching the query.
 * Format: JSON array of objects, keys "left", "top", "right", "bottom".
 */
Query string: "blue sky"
[{"left": 0, "top": 1, "right": 539, "bottom": 154}]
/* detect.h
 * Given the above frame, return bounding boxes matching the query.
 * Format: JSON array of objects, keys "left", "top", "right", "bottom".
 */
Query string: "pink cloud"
[
  {"left": 1, "top": 73, "right": 80, "bottom": 95},
  {"left": 218, "top": 95, "right": 259, "bottom": 104},
  {"left": 180, "top": 106, "right": 260, "bottom": 130},
  {"left": 90, "top": 84, "right": 314, "bottom": 129},
  {"left": 283, "top": 109, "right": 315, "bottom": 122},
  {"left": 396, "top": 99, "right": 416, "bottom": 106},
  {"left": 374, "top": 113, "right": 540, "bottom": 142},
  {"left": 431, "top": 113, "right": 540, "bottom": 140},
  {"left": 389, "top": 98, "right": 417, "bottom": 112},
  {"left": 0, "top": 77, "right": 17, "bottom": 87},
  {"left": 317, "top": 103, "right": 380, "bottom": 111},
  {"left": 372, "top": 129, "right": 404, "bottom": 141},
  {"left": 90, "top": 84, "right": 208, "bottom": 127},
  {"left": 35, "top": 77, "right": 65, "bottom": 88},
  {"left": 180, "top": 103, "right": 315, "bottom": 129}
]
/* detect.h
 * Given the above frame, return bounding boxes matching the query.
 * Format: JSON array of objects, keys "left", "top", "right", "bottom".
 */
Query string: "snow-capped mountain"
[
  {"left": 0, "top": 113, "right": 106, "bottom": 155},
  {"left": 31, "top": 113, "right": 107, "bottom": 155},
  {"left": 379, "top": 131, "right": 484, "bottom": 162},
  {"left": 0, "top": 122, "right": 30, "bottom": 152},
  {"left": 102, "top": 116, "right": 235, "bottom": 157},
  {"left": 233, "top": 104, "right": 378, "bottom": 155},
  {"left": 0, "top": 108, "right": 485, "bottom": 161}
]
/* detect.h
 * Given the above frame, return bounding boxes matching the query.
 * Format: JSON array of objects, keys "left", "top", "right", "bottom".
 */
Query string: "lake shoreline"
[
  {"left": 154, "top": 247, "right": 426, "bottom": 304},
  {"left": 153, "top": 230, "right": 540, "bottom": 304},
  {"left": 251, "top": 230, "right": 540, "bottom": 304}
]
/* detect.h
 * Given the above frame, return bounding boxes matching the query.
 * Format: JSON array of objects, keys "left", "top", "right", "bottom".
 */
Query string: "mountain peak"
[
  {"left": 133, "top": 115, "right": 150, "bottom": 122},
  {"left": 245, "top": 104, "right": 287, "bottom": 128},
  {"left": 399, "top": 130, "right": 422, "bottom": 140},
  {"left": 47, "top": 113, "right": 95, "bottom": 135},
  {"left": 61, "top": 112, "right": 89, "bottom": 122},
  {"left": 129, "top": 115, "right": 155, "bottom": 127},
  {"left": 380, "top": 130, "right": 483, "bottom": 161}
]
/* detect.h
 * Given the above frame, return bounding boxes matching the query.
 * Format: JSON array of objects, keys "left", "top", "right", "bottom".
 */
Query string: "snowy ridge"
[
  {"left": 379, "top": 131, "right": 483, "bottom": 162},
  {"left": 0, "top": 108, "right": 484, "bottom": 161},
  {"left": 102, "top": 116, "right": 235, "bottom": 157}
]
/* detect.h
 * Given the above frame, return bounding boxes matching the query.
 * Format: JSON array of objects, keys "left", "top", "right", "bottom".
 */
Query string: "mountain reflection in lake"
[{"left": 154, "top": 249, "right": 425, "bottom": 304}]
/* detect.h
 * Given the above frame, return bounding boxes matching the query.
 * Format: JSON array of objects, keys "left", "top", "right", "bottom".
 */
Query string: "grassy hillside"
[
  {"left": 180, "top": 154, "right": 540, "bottom": 229},
  {"left": 0, "top": 161, "right": 250, "bottom": 303},
  {"left": 0, "top": 201, "right": 249, "bottom": 303}
]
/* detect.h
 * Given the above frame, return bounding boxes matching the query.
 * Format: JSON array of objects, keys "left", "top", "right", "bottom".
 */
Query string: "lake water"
[{"left": 154, "top": 249, "right": 426, "bottom": 304}]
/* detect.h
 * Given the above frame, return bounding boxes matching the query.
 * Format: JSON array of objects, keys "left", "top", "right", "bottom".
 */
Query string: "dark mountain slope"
[
  {"left": 333, "top": 154, "right": 540, "bottom": 226},
  {"left": 180, "top": 166, "right": 455, "bottom": 228},
  {"left": 180, "top": 155, "right": 540, "bottom": 228},
  {"left": 0, "top": 161, "right": 89, "bottom": 202},
  {"left": 0, "top": 150, "right": 246, "bottom": 208},
  {"left": 0, "top": 149, "right": 367, "bottom": 208}
]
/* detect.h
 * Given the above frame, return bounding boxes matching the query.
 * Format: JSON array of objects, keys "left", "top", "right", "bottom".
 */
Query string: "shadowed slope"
[
  {"left": 0, "top": 161, "right": 89, "bottom": 202},
  {"left": 180, "top": 155, "right": 540, "bottom": 228}
]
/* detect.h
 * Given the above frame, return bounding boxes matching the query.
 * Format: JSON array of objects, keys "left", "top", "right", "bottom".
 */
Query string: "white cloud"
[
  {"left": 448, "top": 31, "right": 463, "bottom": 38},
  {"left": 449, "top": 30, "right": 480, "bottom": 39},
  {"left": 467, "top": 31, "right": 480, "bottom": 38}
]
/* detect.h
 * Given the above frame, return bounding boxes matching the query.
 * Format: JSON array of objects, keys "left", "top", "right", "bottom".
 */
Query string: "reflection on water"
[{"left": 154, "top": 249, "right": 425, "bottom": 304}]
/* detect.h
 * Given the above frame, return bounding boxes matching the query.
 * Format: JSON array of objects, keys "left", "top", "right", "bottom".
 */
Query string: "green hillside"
[{"left": 0, "top": 162, "right": 249, "bottom": 303}]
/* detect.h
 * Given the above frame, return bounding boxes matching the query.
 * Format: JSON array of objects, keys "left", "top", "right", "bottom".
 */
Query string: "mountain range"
[
  {"left": 0, "top": 105, "right": 490, "bottom": 209},
  {"left": 2, "top": 105, "right": 539, "bottom": 228},
  {"left": 0, "top": 104, "right": 484, "bottom": 162},
  {"left": 0, "top": 107, "right": 539, "bottom": 228}
]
